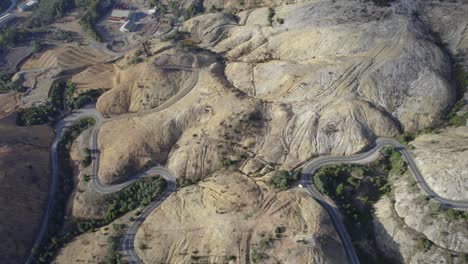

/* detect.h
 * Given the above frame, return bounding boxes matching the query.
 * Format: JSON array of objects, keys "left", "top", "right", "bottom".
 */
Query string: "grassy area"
[{"left": 312, "top": 147, "right": 406, "bottom": 263}]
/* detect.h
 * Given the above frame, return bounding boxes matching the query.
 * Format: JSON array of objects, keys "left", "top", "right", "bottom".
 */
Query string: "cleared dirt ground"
[{"left": 0, "top": 114, "right": 52, "bottom": 264}]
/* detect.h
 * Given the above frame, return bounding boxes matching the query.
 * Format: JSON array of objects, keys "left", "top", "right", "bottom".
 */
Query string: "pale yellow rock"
[{"left": 135, "top": 171, "right": 346, "bottom": 264}]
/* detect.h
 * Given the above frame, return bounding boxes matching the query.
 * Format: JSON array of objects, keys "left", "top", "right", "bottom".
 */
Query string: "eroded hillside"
[{"left": 3, "top": 0, "right": 467, "bottom": 263}]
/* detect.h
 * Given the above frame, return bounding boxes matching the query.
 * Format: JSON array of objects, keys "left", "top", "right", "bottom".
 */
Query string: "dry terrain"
[
  {"left": 0, "top": 114, "right": 53, "bottom": 264},
  {"left": 135, "top": 171, "right": 346, "bottom": 264},
  {"left": 1, "top": 0, "right": 467, "bottom": 263}
]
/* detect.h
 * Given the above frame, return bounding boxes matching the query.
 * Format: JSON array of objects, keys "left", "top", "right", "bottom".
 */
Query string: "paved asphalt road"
[
  {"left": 25, "top": 49, "right": 468, "bottom": 264},
  {"left": 25, "top": 54, "right": 198, "bottom": 264},
  {"left": 301, "top": 137, "right": 468, "bottom": 264}
]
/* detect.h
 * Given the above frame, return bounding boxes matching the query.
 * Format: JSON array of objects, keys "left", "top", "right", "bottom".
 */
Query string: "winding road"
[
  {"left": 24, "top": 45, "right": 468, "bottom": 264},
  {"left": 300, "top": 137, "right": 468, "bottom": 264},
  {"left": 26, "top": 54, "right": 199, "bottom": 264}
]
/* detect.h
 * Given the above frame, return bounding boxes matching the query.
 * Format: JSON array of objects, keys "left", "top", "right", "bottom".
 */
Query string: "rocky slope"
[
  {"left": 35, "top": 0, "right": 467, "bottom": 263},
  {"left": 372, "top": 126, "right": 468, "bottom": 263},
  {"left": 96, "top": 49, "right": 194, "bottom": 116},
  {"left": 411, "top": 127, "right": 468, "bottom": 201},
  {"left": 135, "top": 171, "right": 346, "bottom": 263},
  {"left": 95, "top": 0, "right": 459, "bottom": 185}
]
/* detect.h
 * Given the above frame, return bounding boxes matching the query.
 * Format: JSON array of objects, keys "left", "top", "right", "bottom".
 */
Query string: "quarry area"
[{"left": 0, "top": 0, "right": 467, "bottom": 264}]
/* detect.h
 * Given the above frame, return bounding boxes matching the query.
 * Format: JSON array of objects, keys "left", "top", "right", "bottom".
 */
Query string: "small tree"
[{"left": 417, "top": 237, "right": 432, "bottom": 252}]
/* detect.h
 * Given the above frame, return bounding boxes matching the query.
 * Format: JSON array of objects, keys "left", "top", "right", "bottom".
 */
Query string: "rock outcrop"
[
  {"left": 135, "top": 171, "right": 346, "bottom": 264},
  {"left": 410, "top": 127, "right": 468, "bottom": 201}
]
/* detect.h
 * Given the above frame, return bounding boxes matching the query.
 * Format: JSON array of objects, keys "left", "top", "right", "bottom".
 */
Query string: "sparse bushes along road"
[{"left": 32, "top": 116, "right": 167, "bottom": 263}]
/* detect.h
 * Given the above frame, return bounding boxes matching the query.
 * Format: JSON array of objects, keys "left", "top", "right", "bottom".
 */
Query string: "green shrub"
[
  {"left": 381, "top": 147, "right": 406, "bottom": 175},
  {"left": 64, "top": 80, "right": 76, "bottom": 109},
  {"left": 221, "top": 158, "right": 239, "bottom": 169},
  {"left": 80, "top": 148, "right": 92, "bottom": 167},
  {"left": 444, "top": 209, "right": 468, "bottom": 221},
  {"left": 184, "top": 1, "right": 204, "bottom": 20},
  {"left": 106, "top": 235, "right": 124, "bottom": 264},
  {"left": 63, "top": 80, "right": 104, "bottom": 110},
  {"left": 267, "top": 7, "right": 275, "bottom": 25},
  {"left": 0, "top": 28, "right": 31, "bottom": 47},
  {"left": 251, "top": 249, "right": 267, "bottom": 263},
  {"left": 335, "top": 183, "right": 344, "bottom": 195},
  {"left": 48, "top": 80, "right": 66, "bottom": 110},
  {"left": 417, "top": 237, "right": 432, "bottom": 252},
  {"left": 369, "top": 0, "right": 393, "bottom": 7},
  {"left": 128, "top": 55, "right": 144, "bottom": 65},
  {"left": 0, "top": 73, "right": 26, "bottom": 93},
  {"left": 269, "top": 170, "right": 298, "bottom": 190},
  {"left": 16, "top": 105, "right": 58, "bottom": 126},
  {"left": 445, "top": 59, "right": 467, "bottom": 127},
  {"left": 311, "top": 159, "right": 396, "bottom": 262}
]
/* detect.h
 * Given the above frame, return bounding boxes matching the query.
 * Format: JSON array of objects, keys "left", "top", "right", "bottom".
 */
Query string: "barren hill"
[{"left": 0, "top": 114, "right": 52, "bottom": 264}]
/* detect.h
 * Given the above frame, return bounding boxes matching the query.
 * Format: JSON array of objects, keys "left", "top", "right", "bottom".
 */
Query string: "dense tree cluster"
[
  {"left": 268, "top": 170, "right": 299, "bottom": 190},
  {"left": 312, "top": 148, "right": 404, "bottom": 263},
  {"left": 16, "top": 105, "right": 58, "bottom": 126}
]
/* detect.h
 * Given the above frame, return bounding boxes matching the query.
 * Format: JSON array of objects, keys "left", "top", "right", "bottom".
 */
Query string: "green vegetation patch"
[
  {"left": 417, "top": 237, "right": 433, "bottom": 252},
  {"left": 128, "top": 49, "right": 144, "bottom": 65},
  {"left": 268, "top": 170, "right": 299, "bottom": 190},
  {"left": 184, "top": 1, "right": 204, "bottom": 20},
  {"left": 32, "top": 117, "right": 95, "bottom": 263},
  {"left": 312, "top": 147, "right": 406, "bottom": 263},
  {"left": 267, "top": 7, "right": 275, "bottom": 26},
  {"left": 48, "top": 80, "right": 66, "bottom": 110},
  {"left": 16, "top": 105, "right": 58, "bottom": 126},
  {"left": 445, "top": 57, "right": 468, "bottom": 127},
  {"left": 101, "top": 176, "right": 166, "bottom": 223},
  {"left": 63, "top": 80, "right": 104, "bottom": 110},
  {"left": 80, "top": 148, "right": 92, "bottom": 167},
  {"left": 0, "top": 73, "right": 26, "bottom": 93},
  {"left": 0, "top": 28, "right": 36, "bottom": 49},
  {"left": 24, "top": 0, "right": 110, "bottom": 40}
]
